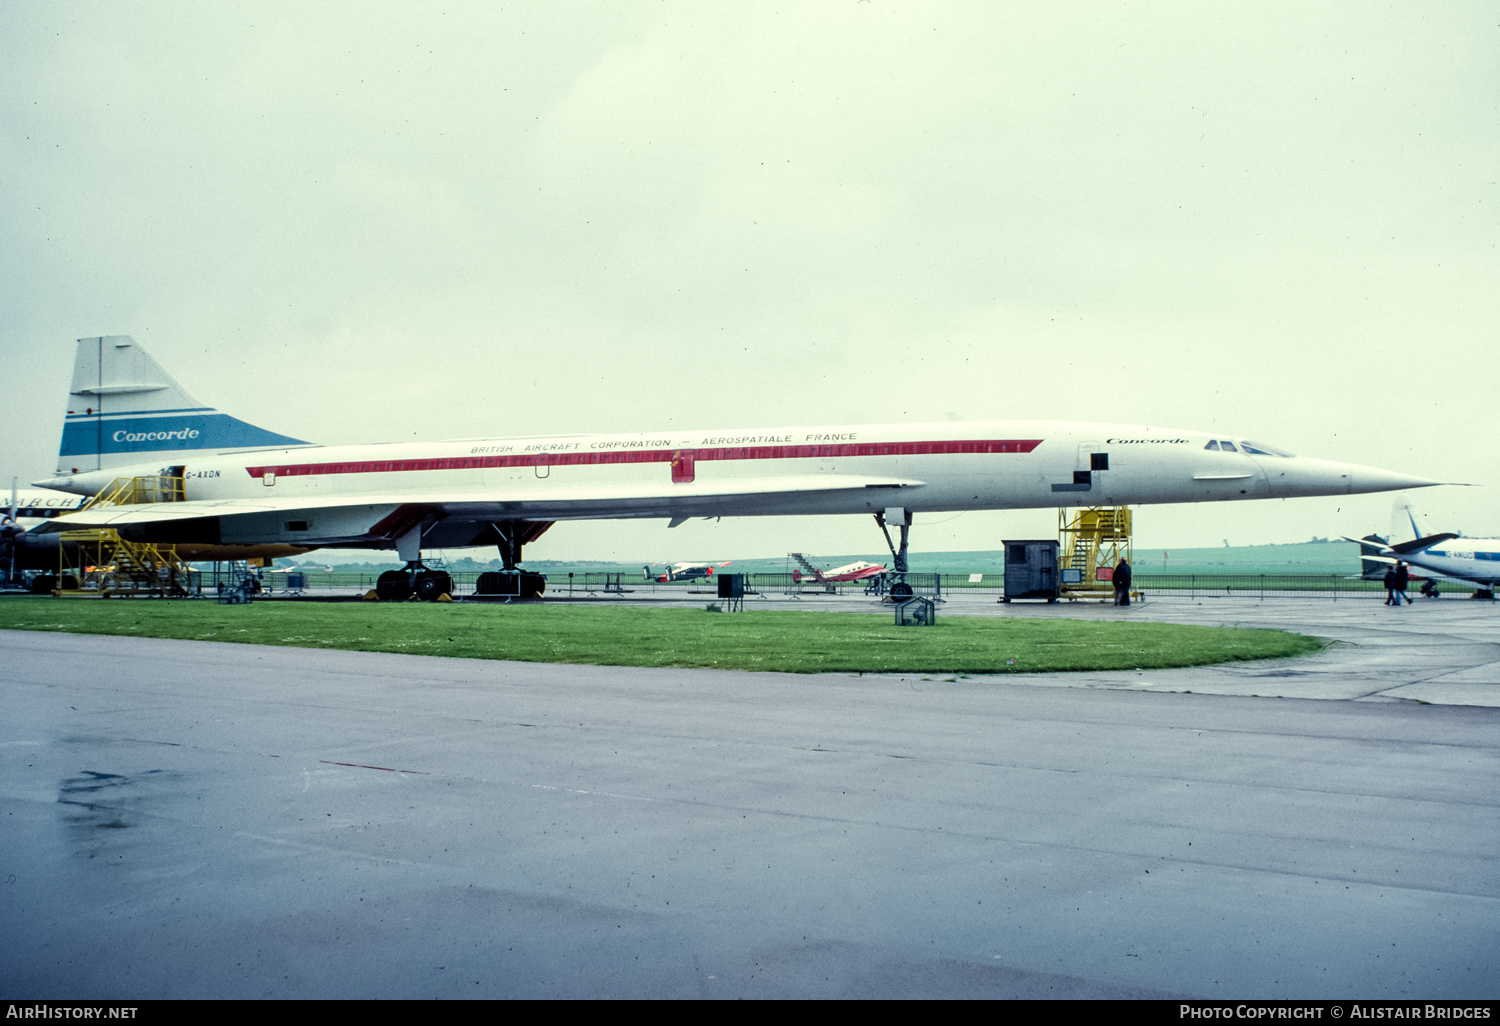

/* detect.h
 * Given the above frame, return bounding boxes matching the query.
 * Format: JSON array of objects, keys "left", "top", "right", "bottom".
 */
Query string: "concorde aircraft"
[{"left": 35, "top": 336, "right": 1440, "bottom": 600}]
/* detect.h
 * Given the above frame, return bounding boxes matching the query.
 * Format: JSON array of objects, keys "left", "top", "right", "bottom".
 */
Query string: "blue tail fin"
[{"left": 56, "top": 336, "right": 313, "bottom": 475}]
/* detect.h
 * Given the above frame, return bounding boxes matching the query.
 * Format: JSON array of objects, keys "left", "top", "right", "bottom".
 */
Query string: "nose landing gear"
[{"left": 875, "top": 508, "right": 914, "bottom": 601}]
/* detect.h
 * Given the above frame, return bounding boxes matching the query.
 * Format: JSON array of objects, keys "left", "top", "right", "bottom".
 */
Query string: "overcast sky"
[{"left": 2, "top": 2, "right": 1495, "bottom": 562}]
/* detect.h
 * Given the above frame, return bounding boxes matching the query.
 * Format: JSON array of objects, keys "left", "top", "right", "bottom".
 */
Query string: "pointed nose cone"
[
  {"left": 1261, "top": 457, "right": 1440, "bottom": 498},
  {"left": 1347, "top": 464, "right": 1440, "bottom": 495}
]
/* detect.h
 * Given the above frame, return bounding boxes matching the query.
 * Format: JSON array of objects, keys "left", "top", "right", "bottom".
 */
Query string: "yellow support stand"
[
  {"left": 1058, "top": 507, "right": 1133, "bottom": 601},
  {"left": 56, "top": 528, "right": 193, "bottom": 598},
  {"left": 51, "top": 474, "right": 193, "bottom": 597}
]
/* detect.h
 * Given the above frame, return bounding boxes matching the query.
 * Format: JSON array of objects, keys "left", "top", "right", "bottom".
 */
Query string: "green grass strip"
[{"left": 0, "top": 597, "right": 1321, "bottom": 674}]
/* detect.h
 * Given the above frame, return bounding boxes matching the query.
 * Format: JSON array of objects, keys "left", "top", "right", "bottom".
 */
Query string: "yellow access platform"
[
  {"left": 1058, "top": 506, "right": 1134, "bottom": 601},
  {"left": 53, "top": 475, "right": 193, "bottom": 598}
]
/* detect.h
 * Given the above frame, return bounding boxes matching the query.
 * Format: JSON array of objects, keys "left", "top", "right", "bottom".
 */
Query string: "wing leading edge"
[{"left": 35, "top": 474, "right": 927, "bottom": 535}]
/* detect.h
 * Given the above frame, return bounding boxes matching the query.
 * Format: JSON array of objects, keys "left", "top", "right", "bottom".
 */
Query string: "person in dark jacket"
[
  {"left": 1113, "top": 558, "right": 1132, "bottom": 606},
  {"left": 1383, "top": 567, "right": 1397, "bottom": 606},
  {"left": 1394, "top": 562, "right": 1411, "bottom": 605}
]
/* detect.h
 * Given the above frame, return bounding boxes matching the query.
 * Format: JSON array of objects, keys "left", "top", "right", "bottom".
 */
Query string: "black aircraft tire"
[
  {"left": 31, "top": 574, "right": 57, "bottom": 595},
  {"left": 520, "top": 573, "right": 545, "bottom": 599},
  {"left": 475, "top": 572, "right": 505, "bottom": 596},
  {"left": 375, "top": 569, "right": 412, "bottom": 602},
  {"left": 890, "top": 581, "right": 914, "bottom": 602},
  {"left": 415, "top": 570, "right": 453, "bottom": 601}
]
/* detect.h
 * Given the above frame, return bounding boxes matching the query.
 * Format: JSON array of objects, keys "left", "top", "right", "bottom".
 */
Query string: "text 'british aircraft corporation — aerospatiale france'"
[{"left": 33, "top": 335, "right": 1441, "bottom": 599}]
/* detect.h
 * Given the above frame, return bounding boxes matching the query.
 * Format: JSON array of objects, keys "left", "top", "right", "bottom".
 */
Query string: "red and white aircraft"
[
  {"left": 645, "top": 560, "right": 733, "bottom": 583},
  {"left": 789, "top": 554, "right": 886, "bottom": 584},
  {"left": 36, "top": 336, "right": 1441, "bottom": 600}
]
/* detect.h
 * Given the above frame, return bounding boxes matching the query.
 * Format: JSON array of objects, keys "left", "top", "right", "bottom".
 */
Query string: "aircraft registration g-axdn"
[{"left": 36, "top": 335, "right": 1439, "bottom": 600}]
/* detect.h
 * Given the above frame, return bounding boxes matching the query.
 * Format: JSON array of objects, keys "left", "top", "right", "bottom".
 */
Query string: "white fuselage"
[
  {"left": 42, "top": 419, "right": 1433, "bottom": 551},
  {"left": 1398, "top": 541, "right": 1500, "bottom": 587}
]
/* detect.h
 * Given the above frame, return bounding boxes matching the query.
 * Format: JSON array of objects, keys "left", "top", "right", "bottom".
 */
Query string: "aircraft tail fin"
[
  {"left": 56, "top": 336, "right": 313, "bottom": 475},
  {"left": 1389, "top": 496, "right": 1425, "bottom": 544},
  {"left": 1357, "top": 534, "right": 1390, "bottom": 579}
]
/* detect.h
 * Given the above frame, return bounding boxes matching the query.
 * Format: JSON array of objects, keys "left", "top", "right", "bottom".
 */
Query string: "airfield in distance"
[{"left": 293, "top": 540, "right": 1369, "bottom": 577}]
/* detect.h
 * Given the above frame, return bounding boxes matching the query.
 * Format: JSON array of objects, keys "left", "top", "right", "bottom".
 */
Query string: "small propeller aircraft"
[{"left": 644, "top": 560, "right": 733, "bottom": 583}]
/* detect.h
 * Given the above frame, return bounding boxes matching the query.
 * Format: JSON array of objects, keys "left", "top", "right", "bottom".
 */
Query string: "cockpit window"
[
  {"left": 1204, "top": 440, "right": 1220, "bottom": 451},
  {"left": 1239, "top": 440, "right": 1295, "bottom": 457},
  {"left": 1220, "top": 441, "right": 1238, "bottom": 452}
]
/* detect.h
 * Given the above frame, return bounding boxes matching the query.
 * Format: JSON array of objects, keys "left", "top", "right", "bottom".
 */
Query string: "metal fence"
[{"left": 253, "top": 570, "right": 1483, "bottom": 601}]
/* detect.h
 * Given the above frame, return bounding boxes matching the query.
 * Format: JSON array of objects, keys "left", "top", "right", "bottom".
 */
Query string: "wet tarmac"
[{"left": 1, "top": 595, "right": 1496, "bottom": 999}]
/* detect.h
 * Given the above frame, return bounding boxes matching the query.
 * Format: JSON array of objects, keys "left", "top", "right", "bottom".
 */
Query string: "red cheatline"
[{"left": 245, "top": 438, "right": 1043, "bottom": 479}]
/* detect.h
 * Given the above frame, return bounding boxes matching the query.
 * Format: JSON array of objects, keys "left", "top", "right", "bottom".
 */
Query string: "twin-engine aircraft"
[
  {"left": 644, "top": 560, "right": 733, "bottom": 583},
  {"left": 36, "top": 335, "right": 1440, "bottom": 599}
]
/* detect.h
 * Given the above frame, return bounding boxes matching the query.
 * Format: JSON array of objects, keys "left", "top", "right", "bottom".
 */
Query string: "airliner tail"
[{"left": 55, "top": 335, "right": 312, "bottom": 476}]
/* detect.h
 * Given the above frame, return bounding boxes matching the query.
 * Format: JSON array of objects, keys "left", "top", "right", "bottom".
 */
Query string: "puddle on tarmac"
[{"left": 57, "top": 769, "right": 184, "bottom": 858}]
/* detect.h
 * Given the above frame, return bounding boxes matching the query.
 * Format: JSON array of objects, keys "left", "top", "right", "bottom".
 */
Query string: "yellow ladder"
[
  {"left": 56, "top": 527, "right": 192, "bottom": 598},
  {"left": 1058, "top": 507, "right": 1134, "bottom": 600}
]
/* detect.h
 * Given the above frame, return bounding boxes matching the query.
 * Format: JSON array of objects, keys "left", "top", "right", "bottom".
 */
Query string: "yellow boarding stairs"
[
  {"left": 55, "top": 475, "right": 192, "bottom": 598},
  {"left": 1058, "top": 506, "right": 1136, "bottom": 602}
]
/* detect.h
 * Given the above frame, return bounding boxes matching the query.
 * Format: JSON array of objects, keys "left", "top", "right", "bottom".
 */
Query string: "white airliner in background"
[
  {"left": 36, "top": 335, "right": 1440, "bottom": 599},
  {"left": 2, "top": 484, "right": 89, "bottom": 580},
  {"left": 1352, "top": 503, "right": 1500, "bottom": 597}
]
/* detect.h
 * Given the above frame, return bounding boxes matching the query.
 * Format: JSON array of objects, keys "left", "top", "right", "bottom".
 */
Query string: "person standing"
[
  {"left": 1114, "top": 558, "right": 1132, "bottom": 606},
  {"left": 1394, "top": 561, "right": 1411, "bottom": 605},
  {"left": 1383, "top": 566, "right": 1398, "bottom": 606}
]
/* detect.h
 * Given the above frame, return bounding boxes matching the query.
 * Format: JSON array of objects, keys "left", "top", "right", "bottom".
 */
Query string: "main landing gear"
[
  {"left": 875, "top": 508, "right": 914, "bottom": 602},
  {"left": 373, "top": 520, "right": 554, "bottom": 601},
  {"left": 471, "top": 520, "right": 552, "bottom": 600},
  {"left": 375, "top": 564, "right": 454, "bottom": 602}
]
